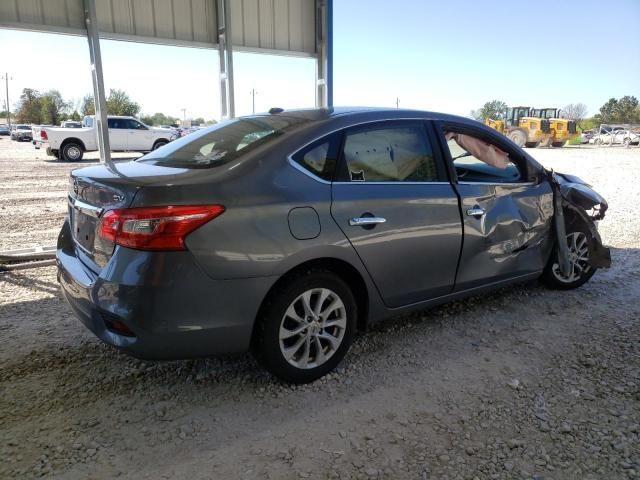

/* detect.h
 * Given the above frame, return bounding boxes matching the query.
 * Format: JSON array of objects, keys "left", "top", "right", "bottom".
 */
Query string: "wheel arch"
[
  {"left": 60, "top": 137, "right": 86, "bottom": 151},
  {"left": 250, "top": 257, "right": 370, "bottom": 347},
  {"left": 153, "top": 138, "right": 169, "bottom": 148}
]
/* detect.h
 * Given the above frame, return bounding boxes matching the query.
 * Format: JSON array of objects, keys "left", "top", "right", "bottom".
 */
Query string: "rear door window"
[{"left": 337, "top": 123, "right": 441, "bottom": 182}]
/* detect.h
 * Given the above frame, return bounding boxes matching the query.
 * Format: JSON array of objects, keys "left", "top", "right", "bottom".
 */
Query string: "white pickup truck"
[{"left": 38, "top": 115, "right": 177, "bottom": 161}]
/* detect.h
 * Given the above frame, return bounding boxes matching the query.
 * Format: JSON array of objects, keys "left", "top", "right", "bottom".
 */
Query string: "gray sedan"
[{"left": 57, "top": 108, "right": 610, "bottom": 383}]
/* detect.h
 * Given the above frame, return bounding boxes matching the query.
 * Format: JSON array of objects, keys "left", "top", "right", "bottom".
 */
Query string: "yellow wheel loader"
[
  {"left": 485, "top": 106, "right": 552, "bottom": 148},
  {"left": 530, "top": 108, "right": 579, "bottom": 147}
]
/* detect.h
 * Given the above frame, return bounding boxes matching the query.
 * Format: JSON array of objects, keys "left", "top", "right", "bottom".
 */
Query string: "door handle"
[
  {"left": 349, "top": 217, "right": 387, "bottom": 227},
  {"left": 466, "top": 207, "right": 486, "bottom": 218}
]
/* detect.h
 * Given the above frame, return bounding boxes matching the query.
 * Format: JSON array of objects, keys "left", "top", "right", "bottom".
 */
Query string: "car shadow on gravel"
[{"left": 1, "top": 271, "right": 62, "bottom": 296}]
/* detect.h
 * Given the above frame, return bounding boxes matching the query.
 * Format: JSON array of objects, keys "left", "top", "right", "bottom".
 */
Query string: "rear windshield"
[
  {"left": 137, "top": 116, "right": 307, "bottom": 169},
  {"left": 18, "top": 125, "right": 31, "bottom": 130}
]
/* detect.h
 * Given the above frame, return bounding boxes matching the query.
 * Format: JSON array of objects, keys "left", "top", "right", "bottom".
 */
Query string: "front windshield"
[{"left": 137, "top": 116, "right": 307, "bottom": 169}]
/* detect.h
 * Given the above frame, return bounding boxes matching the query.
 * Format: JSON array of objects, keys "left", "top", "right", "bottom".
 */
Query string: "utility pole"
[
  {"left": 395, "top": 97, "right": 400, "bottom": 109},
  {"left": 181, "top": 108, "right": 186, "bottom": 124},
  {"left": 2, "top": 73, "right": 12, "bottom": 128},
  {"left": 250, "top": 88, "right": 257, "bottom": 114}
]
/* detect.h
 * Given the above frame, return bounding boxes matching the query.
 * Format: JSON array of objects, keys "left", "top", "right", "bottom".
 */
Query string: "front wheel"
[
  {"left": 552, "top": 141, "right": 566, "bottom": 148},
  {"left": 253, "top": 269, "right": 357, "bottom": 383},
  {"left": 540, "top": 223, "right": 597, "bottom": 290},
  {"left": 507, "top": 130, "right": 526, "bottom": 147},
  {"left": 61, "top": 142, "right": 84, "bottom": 162},
  {"left": 525, "top": 141, "right": 541, "bottom": 148}
]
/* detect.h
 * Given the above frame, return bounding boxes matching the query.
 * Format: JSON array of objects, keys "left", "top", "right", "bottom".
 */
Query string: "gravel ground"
[{"left": 0, "top": 139, "right": 638, "bottom": 479}]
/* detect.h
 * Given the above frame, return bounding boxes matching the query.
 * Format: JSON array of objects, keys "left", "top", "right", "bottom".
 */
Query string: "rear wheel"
[
  {"left": 507, "top": 130, "right": 526, "bottom": 147},
  {"left": 152, "top": 139, "right": 168, "bottom": 150},
  {"left": 552, "top": 141, "right": 566, "bottom": 148},
  {"left": 541, "top": 221, "right": 596, "bottom": 290},
  {"left": 540, "top": 137, "right": 553, "bottom": 147},
  {"left": 61, "top": 142, "right": 83, "bottom": 162},
  {"left": 253, "top": 269, "right": 357, "bottom": 383},
  {"left": 525, "top": 141, "right": 541, "bottom": 148}
]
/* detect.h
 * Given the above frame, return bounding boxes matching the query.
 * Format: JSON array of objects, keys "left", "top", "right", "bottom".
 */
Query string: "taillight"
[
  {"left": 40, "top": 130, "right": 48, "bottom": 140},
  {"left": 97, "top": 205, "right": 225, "bottom": 251}
]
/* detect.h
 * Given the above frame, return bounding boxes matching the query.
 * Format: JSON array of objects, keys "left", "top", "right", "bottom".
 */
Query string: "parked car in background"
[
  {"left": 0, "top": 125, "right": 9, "bottom": 136},
  {"left": 39, "top": 115, "right": 177, "bottom": 161},
  {"left": 11, "top": 124, "right": 33, "bottom": 141},
  {"left": 57, "top": 107, "right": 611, "bottom": 383},
  {"left": 580, "top": 129, "right": 594, "bottom": 144},
  {"left": 590, "top": 128, "right": 639, "bottom": 146}
]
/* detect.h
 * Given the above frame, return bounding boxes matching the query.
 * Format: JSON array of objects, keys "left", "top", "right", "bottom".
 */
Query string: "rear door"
[
  {"left": 107, "top": 118, "right": 128, "bottom": 150},
  {"left": 330, "top": 121, "right": 462, "bottom": 308},
  {"left": 435, "top": 122, "right": 554, "bottom": 291}
]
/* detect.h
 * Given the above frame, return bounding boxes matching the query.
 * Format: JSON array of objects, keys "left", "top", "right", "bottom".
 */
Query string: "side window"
[
  {"left": 292, "top": 134, "right": 340, "bottom": 181},
  {"left": 443, "top": 129, "right": 523, "bottom": 183},
  {"left": 341, "top": 124, "right": 438, "bottom": 182},
  {"left": 107, "top": 118, "right": 116, "bottom": 129},
  {"left": 127, "top": 119, "right": 147, "bottom": 130}
]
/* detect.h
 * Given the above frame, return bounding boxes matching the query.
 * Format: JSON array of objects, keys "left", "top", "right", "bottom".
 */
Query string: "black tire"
[
  {"left": 152, "top": 139, "right": 168, "bottom": 150},
  {"left": 508, "top": 130, "right": 526, "bottom": 147},
  {"left": 61, "top": 142, "right": 84, "bottom": 162},
  {"left": 253, "top": 269, "right": 357, "bottom": 384},
  {"left": 52, "top": 149, "right": 60, "bottom": 159},
  {"left": 525, "top": 141, "right": 540, "bottom": 148},
  {"left": 540, "top": 217, "right": 597, "bottom": 290},
  {"left": 552, "top": 141, "right": 566, "bottom": 148}
]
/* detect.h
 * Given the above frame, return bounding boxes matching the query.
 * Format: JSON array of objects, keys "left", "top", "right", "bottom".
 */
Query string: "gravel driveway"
[{"left": 1, "top": 139, "right": 638, "bottom": 479}]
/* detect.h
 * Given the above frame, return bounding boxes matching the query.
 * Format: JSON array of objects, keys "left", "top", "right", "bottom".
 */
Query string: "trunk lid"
[{"left": 68, "top": 162, "right": 195, "bottom": 270}]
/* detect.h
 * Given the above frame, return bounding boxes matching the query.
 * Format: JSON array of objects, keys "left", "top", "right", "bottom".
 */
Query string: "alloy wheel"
[
  {"left": 551, "top": 232, "right": 591, "bottom": 283},
  {"left": 278, "top": 288, "right": 347, "bottom": 369}
]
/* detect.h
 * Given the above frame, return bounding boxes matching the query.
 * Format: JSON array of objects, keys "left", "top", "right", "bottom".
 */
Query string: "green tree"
[
  {"left": 15, "top": 88, "right": 42, "bottom": 124},
  {"left": 70, "top": 111, "right": 82, "bottom": 121},
  {"left": 596, "top": 96, "right": 639, "bottom": 123},
  {"left": 106, "top": 89, "right": 140, "bottom": 116},
  {"left": 81, "top": 95, "right": 95, "bottom": 116},
  {"left": 472, "top": 100, "right": 508, "bottom": 121},
  {"left": 140, "top": 114, "right": 154, "bottom": 125},
  {"left": 39, "top": 90, "right": 69, "bottom": 125},
  {"left": 192, "top": 117, "right": 205, "bottom": 126}
]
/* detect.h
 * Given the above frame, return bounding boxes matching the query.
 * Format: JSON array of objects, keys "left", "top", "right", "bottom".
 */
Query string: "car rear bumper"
[{"left": 56, "top": 219, "right": 277, "bottom": 360}]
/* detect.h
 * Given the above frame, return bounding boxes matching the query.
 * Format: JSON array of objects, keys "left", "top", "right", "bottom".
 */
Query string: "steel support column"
[
  {"left": 315, "top": 0, "right": 333, "bottom": 108},
  {"left": 83, "top": 0, "right": 111, "bottom": 168},
  {"left": 217, "top": 0, "right": 235, "bottom": 120}
]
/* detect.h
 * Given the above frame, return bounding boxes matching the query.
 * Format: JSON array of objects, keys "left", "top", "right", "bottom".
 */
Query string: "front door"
[
  {"left": 330, "top": 121, "right": 462, "bottom": 308},
  {"left": 124, "top": 119, "right": 152, "bottom": 151},
  {"left": 436, "top": 122, "right": 554, "bottom": 291}
]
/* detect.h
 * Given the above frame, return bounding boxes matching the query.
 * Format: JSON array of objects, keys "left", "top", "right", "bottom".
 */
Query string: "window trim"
[{"left": 435, "top": 120, "right": 531, "bottom": 184}]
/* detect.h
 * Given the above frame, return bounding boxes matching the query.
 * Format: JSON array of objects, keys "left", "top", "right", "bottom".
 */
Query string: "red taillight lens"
[
  {"left": 98, "top": 205, "right": 225, "bottom": 251},
  {"left": 40, "top": 130, "right": 48, "bottom": 140}
]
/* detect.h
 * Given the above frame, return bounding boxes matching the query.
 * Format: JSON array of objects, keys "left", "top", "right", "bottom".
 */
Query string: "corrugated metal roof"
[{"left": 0, "top": 0, "right": 317, "bottom": 56}]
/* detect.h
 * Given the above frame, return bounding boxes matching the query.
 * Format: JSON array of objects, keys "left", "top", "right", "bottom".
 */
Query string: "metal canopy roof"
[{"left": 0, "top": 0, "right": 316, "bottom": 56}]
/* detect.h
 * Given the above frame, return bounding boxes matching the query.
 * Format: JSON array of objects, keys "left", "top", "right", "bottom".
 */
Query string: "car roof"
[{"left": 249, "top": 106, "right": 476, "bottom": 125}]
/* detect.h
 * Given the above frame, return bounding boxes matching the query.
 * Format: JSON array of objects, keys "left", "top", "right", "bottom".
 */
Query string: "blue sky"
[{"left": 1, "top": 0, "right": 638, "bottom": 120}]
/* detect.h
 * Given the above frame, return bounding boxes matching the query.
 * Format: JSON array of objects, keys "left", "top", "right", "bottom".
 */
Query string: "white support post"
[
  {"left": 315, "top": 0, "right": 333, "bottom": 108},
  {"left": 83, "top": 0, "right": 112, "bottom": 168},
  {"left": 217, "top": 0, "right": 235, "bottom": 120}
]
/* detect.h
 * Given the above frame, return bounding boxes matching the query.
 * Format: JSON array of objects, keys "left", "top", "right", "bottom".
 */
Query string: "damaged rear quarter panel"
[{"left": 453, "top": 181, "right": 554, "bottom": 291}]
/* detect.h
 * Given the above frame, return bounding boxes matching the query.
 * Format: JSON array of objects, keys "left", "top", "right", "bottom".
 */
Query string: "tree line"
[
  {"left": 471, "top": 95, "right": 640, "bottom": 128},
  {"left": 11, "top": 88, "right": 205, "bottom": 127}
]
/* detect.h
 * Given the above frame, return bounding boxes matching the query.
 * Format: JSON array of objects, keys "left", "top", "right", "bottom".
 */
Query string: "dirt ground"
[{"left": 0, "top": 139, "right": 638, "bottom": 480}]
